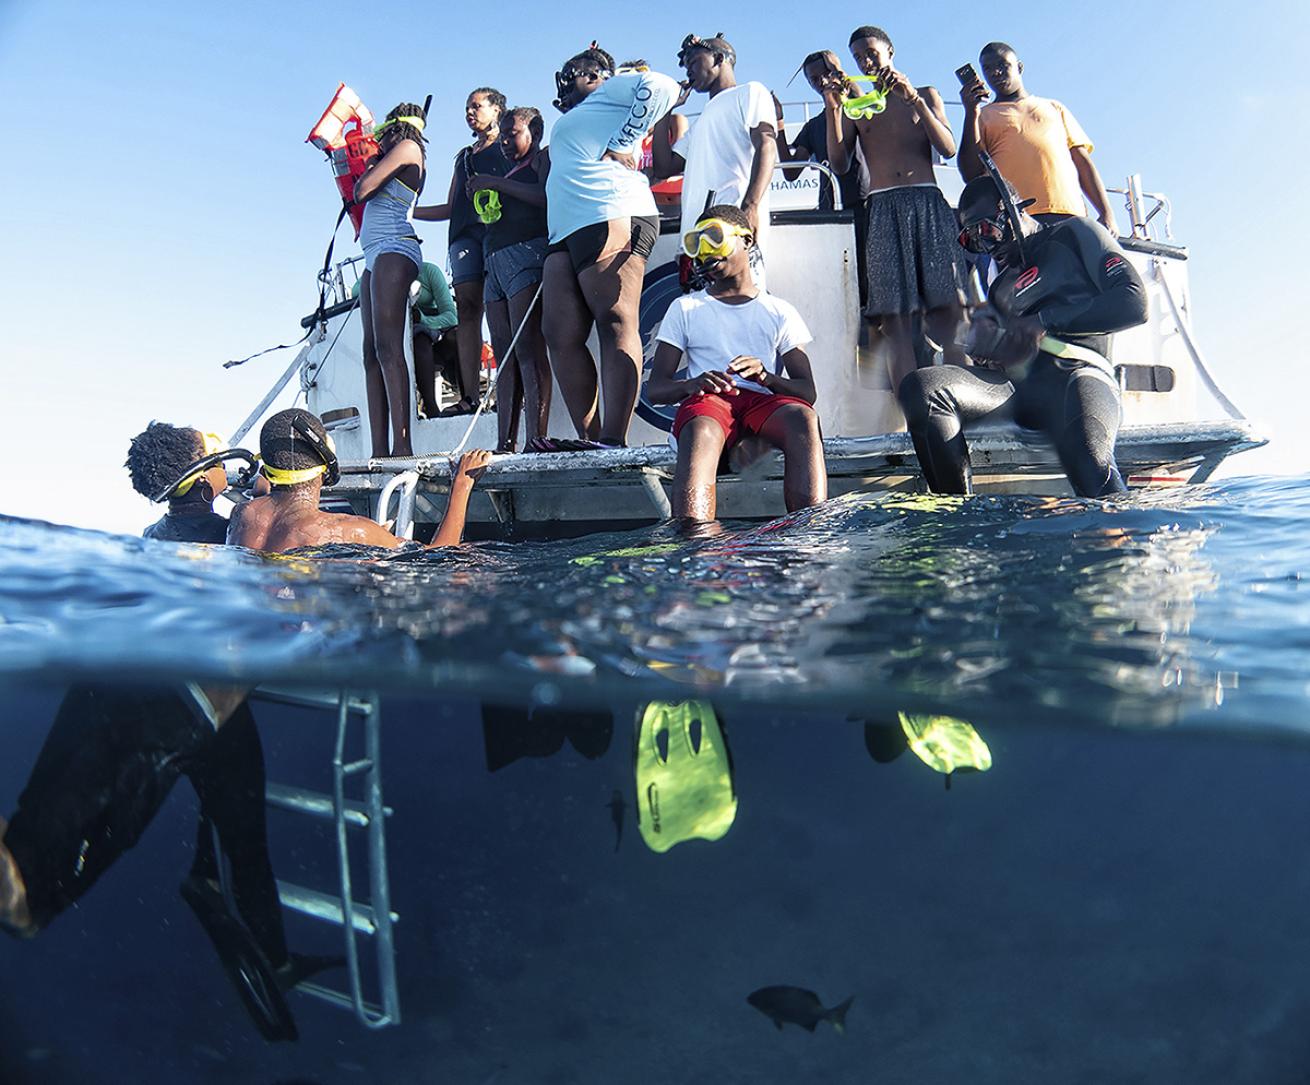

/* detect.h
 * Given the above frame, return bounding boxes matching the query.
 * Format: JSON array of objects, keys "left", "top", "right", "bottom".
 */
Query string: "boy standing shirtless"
[{"left": 824, "top": 26, "right": 967, "bottom": 390}]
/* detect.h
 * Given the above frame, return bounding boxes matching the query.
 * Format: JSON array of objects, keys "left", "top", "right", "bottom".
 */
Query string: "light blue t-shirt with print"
[{"left": 545, "top": 70, "right": 680, "bottom": 244}]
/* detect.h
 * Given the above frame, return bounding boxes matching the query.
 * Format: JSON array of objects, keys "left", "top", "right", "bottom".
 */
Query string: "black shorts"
[{"left": 547, "top": 215, "right": 659, "bottom": 273}]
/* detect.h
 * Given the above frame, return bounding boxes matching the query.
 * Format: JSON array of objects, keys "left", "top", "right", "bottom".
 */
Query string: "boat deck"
[{"left": 323, "top": 419, "right": 1266, "bottom": 531}]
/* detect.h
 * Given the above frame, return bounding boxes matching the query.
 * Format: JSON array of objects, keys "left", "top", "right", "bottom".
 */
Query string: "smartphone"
[{"left": 955, "top": 63, "right": 980, "bottom": 87}]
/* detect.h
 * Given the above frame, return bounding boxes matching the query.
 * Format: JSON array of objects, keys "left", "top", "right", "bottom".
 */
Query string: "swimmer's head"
[
  {"left": 259, "top": 409, "right": 340, "bottom": 489},
  {"left": 554, "top": 44, "right": 615, "bottom": 112},
  {"left": 126, "top": 423, "right": 228, "bottom": 505}
]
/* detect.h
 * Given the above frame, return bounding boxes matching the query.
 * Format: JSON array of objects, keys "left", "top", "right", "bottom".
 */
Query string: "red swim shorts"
[{"left": 671, "top": 389, "right": 813, "bottom": 446}]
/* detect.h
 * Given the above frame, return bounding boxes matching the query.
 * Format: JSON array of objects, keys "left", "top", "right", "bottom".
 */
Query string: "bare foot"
[{"left": 0, "top": 817, "right": 35, "bottom": 936}]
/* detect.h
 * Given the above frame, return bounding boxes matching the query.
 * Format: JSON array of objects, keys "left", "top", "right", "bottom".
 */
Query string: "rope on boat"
[
  {"left": 447, "top": 280, "right": 545, "bottom": 457},
  {"left": 1152, "top": 260, "right": 1245, "bottom": 421}
]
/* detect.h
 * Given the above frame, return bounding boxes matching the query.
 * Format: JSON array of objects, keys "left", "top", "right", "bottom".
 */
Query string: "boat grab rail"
[{"left": 375, "top": 470, "right": 419, "bottom": 539}]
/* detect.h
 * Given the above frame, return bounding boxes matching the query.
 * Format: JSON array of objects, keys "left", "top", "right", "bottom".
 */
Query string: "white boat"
[{"left": 232, "top": 137, "right": 1263, "bottom": 539}]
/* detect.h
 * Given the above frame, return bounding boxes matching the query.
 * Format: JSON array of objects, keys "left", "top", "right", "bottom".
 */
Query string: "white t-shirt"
[
  {"left": 655, "top": 291, "right": 811, "bottom": 395},
  {"left": 674, "top": 82, "right": 776, "bottom": 258}
]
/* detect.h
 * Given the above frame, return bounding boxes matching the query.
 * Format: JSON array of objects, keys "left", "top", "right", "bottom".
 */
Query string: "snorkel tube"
[
  {"left": 976, "top": 149, "right": 1030, "bottom": 267},
  {"left": 152, "top": 446, "right": 260, "bottom": 504}
]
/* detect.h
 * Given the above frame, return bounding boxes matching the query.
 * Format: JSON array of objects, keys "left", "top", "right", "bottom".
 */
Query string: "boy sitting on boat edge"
[{"left": 646, "top": 205, "right": 827, "bottom": 523}]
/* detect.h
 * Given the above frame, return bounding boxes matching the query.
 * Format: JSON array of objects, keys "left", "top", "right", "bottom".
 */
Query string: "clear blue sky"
[{"left": 2, "top": 0, "right": 1305, "bottom": 534}]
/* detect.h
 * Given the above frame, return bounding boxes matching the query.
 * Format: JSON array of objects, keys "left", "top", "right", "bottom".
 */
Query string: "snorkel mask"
[
  {"left": 841, "top": 74, "right": 888, "bottom": 119},
  {"left": 473, "top": 188, "right": 502, "bottom": 224},
  {"left": 553, "top": 52, "right": 614, "bottom": 113},
  {"left": 259, "top": 416, "right": 341, "bottom": 488},
  {"left": 682, "top": 217, "right": 752, "bottom": 261},
  {"left": 152, "top": 433, "right": 261, "bottom": 503},
  {"left": 972, "top": 150, "right": 1033, "bottom": 266},
  {"left": 677, "top": 32, "right": 733, "bottom": 70}
]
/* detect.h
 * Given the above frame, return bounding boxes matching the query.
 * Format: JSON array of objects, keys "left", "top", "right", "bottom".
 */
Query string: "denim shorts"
[
  {"left": 484, "top": 237, "right": 548, "bottom": 303},
  {"left": 448, "top": 236, "right": 486, "bottom": 287},
  {"left": 363, "top": 236, "right": 420, "bottom": 274}
]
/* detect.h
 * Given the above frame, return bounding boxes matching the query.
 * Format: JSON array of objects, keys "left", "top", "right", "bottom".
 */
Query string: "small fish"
[
  {"left": 607, "top": 789, "right": 625, "bottom": 851},
  {"left": 747, "top": 986, "right": 854, "bottom": 1034}
]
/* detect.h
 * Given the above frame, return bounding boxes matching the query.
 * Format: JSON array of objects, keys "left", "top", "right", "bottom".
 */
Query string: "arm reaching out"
[{"left": 430, "top": 450, "right": 493, "bottom": 548}]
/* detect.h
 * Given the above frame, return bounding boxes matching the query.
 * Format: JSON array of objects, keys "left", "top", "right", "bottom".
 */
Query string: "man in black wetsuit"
[
  {"left": 0, "top": 429, "right": 333, "bottom": 1041},
  {"left": 127, "top": 422, "right": 233, "bottom": 542},
  {"left": 898, "top": 173, "right": 1148, "bottom": 496}
]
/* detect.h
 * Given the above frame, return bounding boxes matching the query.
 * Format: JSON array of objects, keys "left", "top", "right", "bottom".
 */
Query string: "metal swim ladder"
[{"left": 251, "top": 687, "right": 401, "bottom": 1028}]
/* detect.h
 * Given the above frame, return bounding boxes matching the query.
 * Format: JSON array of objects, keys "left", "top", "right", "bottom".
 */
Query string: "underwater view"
[{"left": 3, "top": 475, "right": 1310, "bottom": 1083}]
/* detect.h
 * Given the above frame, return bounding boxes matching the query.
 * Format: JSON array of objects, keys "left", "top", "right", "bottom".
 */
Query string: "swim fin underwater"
[
  {"left": 747, "top": 986, "right": 854, "bottom": 1033},
  {"left": 634, "top": 700, "right": 737, "bottom": 854},
  {"left": 481, "top": 702, "right": 614, "bottom": 772},
  {"left": 863, "top": 712, "right": 993, "bottom": 788},
  {"left": 181, "top": 874, "right": 342, "bottom": 1042}
]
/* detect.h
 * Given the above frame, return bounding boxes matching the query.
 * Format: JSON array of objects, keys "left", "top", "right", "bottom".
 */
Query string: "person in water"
[
  {"left": 416, "top": 87, "right": 510, "bottom": 417},
  {"left": 4, "top": 431, "right": 335, "bottom": 1040},
  {"left": 354, "top": 102, "right": 428, "bottom": 458},
  {"left": 465, "top": 106, "right": 553, "bottom": 452},
  {"left": 226, "top": 408, "right": 491, "bottom": 550},
  {"left": 646, "top": 205, "right": 827, "bottom": 521},
  {"left": 898, "top": 174, "right": 1148, "bottom": 496},
  {"left": 127, "top": 423, "right": 234, "bottom": 542},
  {"left": 539, "top": 44, "right": 679, "bottom": 450}
]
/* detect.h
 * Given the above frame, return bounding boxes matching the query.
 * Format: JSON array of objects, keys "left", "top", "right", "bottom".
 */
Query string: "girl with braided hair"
[
  {"left": 537, "top": 44, "right": 680, "bottom": 450},
  {"left": 354, "top": 102, "right": 427, "bottom": 457}
]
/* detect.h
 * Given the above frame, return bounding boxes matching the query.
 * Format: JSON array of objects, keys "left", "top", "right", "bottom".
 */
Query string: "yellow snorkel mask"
[
  {"left": 473, "top": 188, "right": 502, "bottom": 224},
  {"left": 842, "top": 74, "right": 888, "bottom": 119},
  {"left": 260, "top": 419, "right": 340, "bottom": 487},
  {"left": 682, "top": 217, "right": 752, "bottom": 261},
  {"left": 373, "top": 114, "right": 427, "bottom": 138},
  {"left": 171, "top": 432, "right": 227, "bottom": 498}
]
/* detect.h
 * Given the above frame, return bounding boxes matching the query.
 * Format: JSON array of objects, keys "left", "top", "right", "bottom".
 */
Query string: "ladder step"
[
  {"left": 265, "top": 783, "right": 392, "bottom": 827},
  {"left": 293, "top": 980, "right": 390, "bottom": 1024},
  {"left": 342, "top": 758, "right": 374, "bottom": 776},
  {"left": 277, "top": 880, "right": 398, "bottom": 934},
  {"left": 252, "top": 686, "right": 374, "bottom": 714}
]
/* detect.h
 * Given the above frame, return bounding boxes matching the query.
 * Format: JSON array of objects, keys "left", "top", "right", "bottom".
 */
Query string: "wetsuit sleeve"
[
  {"left": 1038, "top": 221, "right": 1148, "bottom": 336},
  {"left": 606, "top": 72, "right": 679, "bottom": 155}
]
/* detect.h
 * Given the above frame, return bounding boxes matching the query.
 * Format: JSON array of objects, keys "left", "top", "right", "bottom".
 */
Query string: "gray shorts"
[
  {"left": 484, "top": 237, "right": 548, "bottom": 303},
  {"left": 864, "top": 185, "right": 966, "bottom": 317}
]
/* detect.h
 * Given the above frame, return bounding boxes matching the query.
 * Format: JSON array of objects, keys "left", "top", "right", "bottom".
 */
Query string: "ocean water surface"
[{"left": 2, "top": 475, "right": 1309, "bottom": 1083}]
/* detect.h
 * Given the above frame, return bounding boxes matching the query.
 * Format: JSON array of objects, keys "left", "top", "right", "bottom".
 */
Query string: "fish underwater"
[
  {"left": 607, "top": 788, "right": 625, "bottom": 852},
  {"left": 747, "top": 986, "right": 854, "bottom": 1033}
]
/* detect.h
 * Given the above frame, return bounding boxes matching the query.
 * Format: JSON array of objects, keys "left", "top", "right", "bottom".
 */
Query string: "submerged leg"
[{"left": 1, "top": 684, "right": 213, "bottom": 933}]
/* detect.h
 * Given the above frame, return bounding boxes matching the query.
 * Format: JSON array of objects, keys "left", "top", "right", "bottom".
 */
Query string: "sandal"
[{"left": 438, "top": 398, "right": 478, "bottom": 418}]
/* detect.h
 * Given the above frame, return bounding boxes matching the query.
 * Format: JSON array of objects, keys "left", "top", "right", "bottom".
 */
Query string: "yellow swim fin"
[
  {"left": 635, "top": 700, "right": 737, "bottom": 854},
  {"left": 897, "top": 712, "right": 992, "bottom": 787}
]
